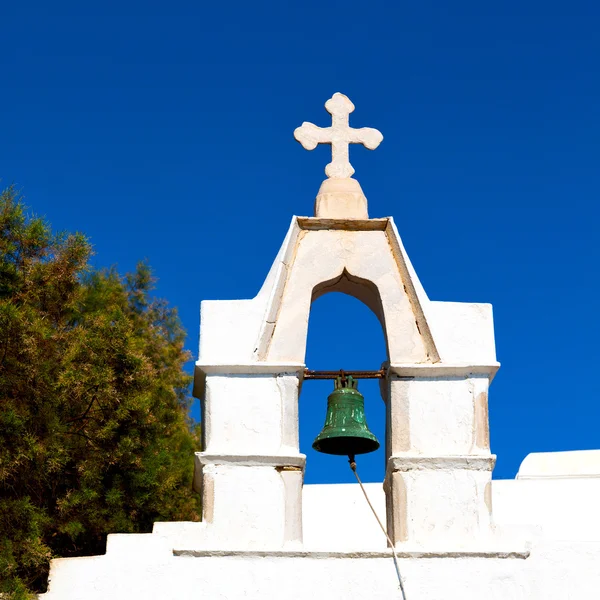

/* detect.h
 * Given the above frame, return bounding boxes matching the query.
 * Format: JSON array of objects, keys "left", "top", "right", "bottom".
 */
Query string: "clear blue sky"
[{"left": 1, "top": 2, "right": 599, "bottom": 483}]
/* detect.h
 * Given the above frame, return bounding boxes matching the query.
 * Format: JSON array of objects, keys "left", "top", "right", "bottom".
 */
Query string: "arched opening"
[{"left": 300, "top": 273, "right": 388, "bottom": 484}]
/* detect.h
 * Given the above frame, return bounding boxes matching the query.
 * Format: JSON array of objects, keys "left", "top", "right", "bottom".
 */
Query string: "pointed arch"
[{"left": 311, "top": 268, "right": 389, "bottom": 360}]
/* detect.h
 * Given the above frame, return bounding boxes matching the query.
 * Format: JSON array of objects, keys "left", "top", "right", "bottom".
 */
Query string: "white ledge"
[
  {"left": 173, "top": 547, "right": 529, "bottom": 560},
  {"left": 195, "top": 362, "right": 499, "bottom": 378},
  {"left": 386, "top": 455, "right": 496, "bottom": 475},
  {"left": 195, "top": 362, "right": 306, "bottom": 375},
  {"left": 388, "top": 363, "right": 500, "bottom": 380},
  {"left": 195, "top": 452, "right": 306, "bottom": 469},
  {"left": 193, "top": 363, "right": 306, "bottom": 397}
]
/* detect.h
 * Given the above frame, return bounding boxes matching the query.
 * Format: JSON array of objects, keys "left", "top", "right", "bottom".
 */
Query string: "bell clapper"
[{"left": 348, "top": 453, "right": 357, "bottom": 471}]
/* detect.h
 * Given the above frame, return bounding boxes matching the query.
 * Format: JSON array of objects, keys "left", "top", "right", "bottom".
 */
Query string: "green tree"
[{"left": 0, "top": 187, "right": 201, "bottom": 598}]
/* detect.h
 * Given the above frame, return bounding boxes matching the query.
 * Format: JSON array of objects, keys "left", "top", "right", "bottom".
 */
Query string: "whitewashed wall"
[{"left": 42, "top": 453, "right": 600, "bottom": 599}]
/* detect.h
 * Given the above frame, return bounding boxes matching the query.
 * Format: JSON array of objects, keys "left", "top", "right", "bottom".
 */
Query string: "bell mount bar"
[{"left": 303, "top": 368, "right": 385, "bottom": 380}]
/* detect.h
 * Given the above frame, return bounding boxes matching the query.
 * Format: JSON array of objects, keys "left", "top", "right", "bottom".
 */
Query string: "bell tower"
[{"left": 193, "top": 93, "right": 504, "bottom": 552}]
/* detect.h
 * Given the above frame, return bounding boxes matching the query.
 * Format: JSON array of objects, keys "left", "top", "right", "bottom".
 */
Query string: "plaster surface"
[{"left": 42, "top": 457, "right": 600, "bottom": 599}]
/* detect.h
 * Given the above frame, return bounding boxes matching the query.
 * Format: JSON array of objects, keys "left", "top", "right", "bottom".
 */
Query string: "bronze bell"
[{"left": 312, "top": 375, "right": 380, "bottom": 456}]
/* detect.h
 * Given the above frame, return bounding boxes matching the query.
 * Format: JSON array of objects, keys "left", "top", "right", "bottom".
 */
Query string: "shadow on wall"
[{"left": 301, "top": 291, "right": 387, "bottom": 484}]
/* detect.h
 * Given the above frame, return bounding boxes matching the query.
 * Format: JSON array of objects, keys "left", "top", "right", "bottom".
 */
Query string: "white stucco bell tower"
[{"left": 192, "top": 92, "right": 504, "bottom": 553}]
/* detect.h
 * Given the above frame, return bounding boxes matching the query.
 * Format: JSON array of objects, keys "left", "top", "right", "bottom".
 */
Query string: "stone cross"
[{"left": 294, "top": 93, "right": 383, "bottom": 179}]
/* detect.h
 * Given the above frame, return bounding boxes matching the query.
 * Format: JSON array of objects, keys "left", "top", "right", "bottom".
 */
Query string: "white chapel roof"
[{"left": 516, "top": 449, "right": 600, "bottom": 479}]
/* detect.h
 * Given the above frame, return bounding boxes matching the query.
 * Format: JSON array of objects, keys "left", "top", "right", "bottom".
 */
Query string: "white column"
[
  {"left": 195, "top": 367, "right": 305, "bottom": 550},
  {"left": 384, "top": 367, "right": 495, "bottom": 549}
]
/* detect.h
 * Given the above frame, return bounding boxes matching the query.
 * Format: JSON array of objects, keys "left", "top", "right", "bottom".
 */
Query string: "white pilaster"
[
  {"left": 384, "top": 367, "right": 497, "bottom": 549},
  {"left": 194, "top": 367, "right": 305, "bottom": 549}
]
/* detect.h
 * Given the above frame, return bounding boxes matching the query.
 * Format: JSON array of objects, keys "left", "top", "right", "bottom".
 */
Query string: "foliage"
[{"left": 0, "top": 187, "right": 201, "bottom": 597}]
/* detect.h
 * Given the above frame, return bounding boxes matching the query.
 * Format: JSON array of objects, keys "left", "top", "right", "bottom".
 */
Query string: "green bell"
[{"left": 312, "top": 375, "right": 380, "bottom": 456}]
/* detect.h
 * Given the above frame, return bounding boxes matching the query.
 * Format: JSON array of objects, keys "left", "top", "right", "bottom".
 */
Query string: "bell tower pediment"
[{"left": 253, "top": 216, "right": 440, "bottom": 365}]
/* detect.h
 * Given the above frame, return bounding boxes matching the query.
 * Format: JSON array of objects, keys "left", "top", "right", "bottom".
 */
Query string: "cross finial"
[{"left": 294, "top": 93, "right": 383, "bottom": 179}]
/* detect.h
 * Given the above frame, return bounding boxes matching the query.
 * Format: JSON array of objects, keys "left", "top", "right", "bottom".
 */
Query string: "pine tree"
[{"left": 0, "top": 187, "right": 201, "bottom": 598}]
